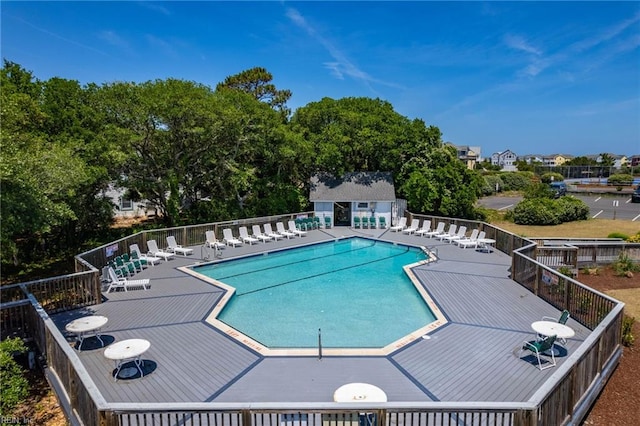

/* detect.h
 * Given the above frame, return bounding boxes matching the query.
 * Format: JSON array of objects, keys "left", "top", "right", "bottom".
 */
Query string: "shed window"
[
  {"left": 356, "top": 202, "right": 369, "bottom": 210},
  {"left": 120, "top": 199, "right": 133, "bottom": 211}
]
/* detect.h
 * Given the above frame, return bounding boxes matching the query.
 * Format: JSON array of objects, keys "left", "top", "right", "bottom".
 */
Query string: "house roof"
[{"left": 309, "top": 172, "right": 396, "bottom": 202}]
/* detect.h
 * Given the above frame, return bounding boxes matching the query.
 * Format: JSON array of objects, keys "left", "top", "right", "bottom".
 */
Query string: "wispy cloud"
[
  {"left": 285, "top": 7, "right": 402, "bottom": 91},
  {"left": 137, "top": 1, "right": 171, "bottom": 16},
  {"left": 570, "top": 11, "right": 640, "bottom": 53},
  {"left": 517, "top": 12, "right": 640, "bottom": 78},
  {"left": 568, "top": 97, "right": 640, "bottom": 117},
  {"left": 7, "top": 13, "right": 111, "bottom": 57},
  {"left": 98, "top": 30, "right": 132, "bottom": 51},
  {"left": 504, "top": 34, "right": 542, "bottom": 56},
  {"left": 145, "top": 34, "right": 178, "bottom": 59}
]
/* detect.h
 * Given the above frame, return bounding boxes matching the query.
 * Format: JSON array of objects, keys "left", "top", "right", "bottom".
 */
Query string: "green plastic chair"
[
  {"left": 378, "top": 217, "right": 386, "bottom": 228},
  {"left": 324, "top": 216, "right": 332, "bottom": 228},
  {"left": 542, "top": 310, "right": 570, "bottom": 343},
  {"left": 353, "top": 217, "right": 361, "bottom": 228},
  {"left": 519, "top": 335, "right": 557, "bottom": 370},
  {"left": 369, "top": 216, "right": 377, "bottom": 229}
]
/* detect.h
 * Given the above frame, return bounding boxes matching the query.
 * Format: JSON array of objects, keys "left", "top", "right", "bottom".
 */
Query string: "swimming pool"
[{"left": 193, "top": 238, "right": 440, "bottom": 351}]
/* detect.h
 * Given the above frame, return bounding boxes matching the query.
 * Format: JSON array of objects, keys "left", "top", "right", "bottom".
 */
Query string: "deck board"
[{"left": 52, "top": 227, "right": 592, "bottom": 405}]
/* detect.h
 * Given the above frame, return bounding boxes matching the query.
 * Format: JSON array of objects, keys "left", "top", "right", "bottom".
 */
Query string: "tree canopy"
[{"left": 1, "top": 61, "right": 484, "bottom": 273}]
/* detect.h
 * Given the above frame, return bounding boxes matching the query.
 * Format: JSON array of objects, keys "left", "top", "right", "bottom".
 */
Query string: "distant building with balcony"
[
  {"left": 542, "top": 154, "right": 573, "bottom": 167},
  {"left": 449, "top": 144, "right": 480, "bottom": 170}
]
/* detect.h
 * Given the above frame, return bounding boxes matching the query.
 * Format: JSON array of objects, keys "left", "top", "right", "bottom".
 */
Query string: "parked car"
[
  {"left": 632, "top": 186, "right": 640, "bottom": 203},
  {"left": 550, "top": 181, "right": 567, "bottom": 198}
]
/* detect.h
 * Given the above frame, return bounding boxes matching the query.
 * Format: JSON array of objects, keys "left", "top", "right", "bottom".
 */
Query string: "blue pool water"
[{"left": 194, "top": 238, "right": 435, "bottom": 348}]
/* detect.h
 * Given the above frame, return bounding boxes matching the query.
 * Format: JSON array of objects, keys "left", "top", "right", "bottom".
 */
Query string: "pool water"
[{"left": 194, "top": 238, "right": 435, "bottom": 348}]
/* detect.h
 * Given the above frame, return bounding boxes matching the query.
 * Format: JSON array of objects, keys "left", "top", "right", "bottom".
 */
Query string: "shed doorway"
[{"left": 334, "top": 202, "right": 351, "bottom": 226}]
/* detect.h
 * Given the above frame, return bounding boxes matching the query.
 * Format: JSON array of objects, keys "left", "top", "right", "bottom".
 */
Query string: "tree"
[
  {"left": 216, "top": 67, "right": 292, "bottom": 118},
  {"left": 599, "top": 153, "right": 615, "bottom": 167},
  {"left": 290, "top": 97, "right": 437, "bottom": 176},
  {"left": 0, "top": 338, "right": 29, "bottom": 416},
  {"left": 398, "top": 145, "right": 482, "bottom": 218},
  {"left": 1, "top": 63, "right": 91, "bottom": 266},
  {"left": 100, "top": 78, "right": 303, "bottom": 224}
]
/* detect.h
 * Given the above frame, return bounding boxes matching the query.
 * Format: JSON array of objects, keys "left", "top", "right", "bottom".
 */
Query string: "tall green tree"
[
  {"left": 398, "top": 145, "right": 482, "bottom": 218},
  {"left": 1, "top": 63, "right": 92, "bottom": 266},
  {"left": 216, "top": 67, "right": 292, "bottom": 118}
]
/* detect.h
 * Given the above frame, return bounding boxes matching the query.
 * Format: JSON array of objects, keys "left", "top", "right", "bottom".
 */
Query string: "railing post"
[
  {"left": 99, "top": 410, "right": 119, "bottom": 426},
  {"left": 242, "top": 408, "right": 253, "bottom": 426}
]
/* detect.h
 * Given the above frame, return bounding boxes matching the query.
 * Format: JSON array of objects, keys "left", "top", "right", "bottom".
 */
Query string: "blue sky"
[{"left": 2, "top": 1, "right": 639, "bottom": 158}]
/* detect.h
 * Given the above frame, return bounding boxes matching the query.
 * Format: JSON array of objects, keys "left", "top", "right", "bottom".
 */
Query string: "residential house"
[
  {"left": 491, "top": 150, "right": 517, "bottom": 171},
  {"left": 543, "top": 154, "right": 573, "bottom": 167},
  {"left": 519, "top": 154, "right": 544, "bottom": 164},
  {"left": 450, "top": 144, "right": 480, "bottom": 170}
]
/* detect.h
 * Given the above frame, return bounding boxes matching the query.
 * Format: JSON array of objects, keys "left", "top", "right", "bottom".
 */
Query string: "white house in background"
[
  {"left": 104, "top": 184, "right": 150, "bottom": 218},
  {"left": 519, "top": 154, "right": 544, "bottom": 164},
  {"left": 586, "top": 153, "right": 628, "bottom": 169},
  {"left": 309, "top": 172, "right": 396, "bottom": 228},
  {"left": 491, "top": 150, "right": 517, "bottom": 171}
]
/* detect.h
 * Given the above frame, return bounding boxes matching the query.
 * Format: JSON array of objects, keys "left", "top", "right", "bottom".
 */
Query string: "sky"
[{"left": 2, "top": 1, "right": 639, "bottom": 158}]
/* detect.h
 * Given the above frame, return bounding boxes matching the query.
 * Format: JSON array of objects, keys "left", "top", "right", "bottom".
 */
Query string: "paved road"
[{"left": 478, "top": 194, "right": 640, "bottom": 221}]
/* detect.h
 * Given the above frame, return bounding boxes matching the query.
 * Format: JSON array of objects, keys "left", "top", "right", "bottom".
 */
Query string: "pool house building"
[{"left": 310, "top": 172, "right": 396, "bottom": 228}]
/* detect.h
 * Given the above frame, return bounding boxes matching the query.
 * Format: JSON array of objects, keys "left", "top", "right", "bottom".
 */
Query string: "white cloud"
[
  {"left": 284, "top": 7, "right": 401, "bottom": 91},
  {"left": 504, "top": 34, "right": 542, "bottom": 56}
]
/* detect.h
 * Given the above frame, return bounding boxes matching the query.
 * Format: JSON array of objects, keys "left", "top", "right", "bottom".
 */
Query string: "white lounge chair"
[
  {"left": 415, "top": 221, "right": 432, "bottom": 237},
  {"left": 276, "top": 222, "right": 296, "bottom": 239},
  {"left": 130, "top": 244, "right": 161, "bottom": 266},
  {"left": 205, "top": 230, "right": 225, "bottom": 249},
  {"left": 443, "top": 225, "right": 467, "bottom": 244},
  {"left": 107, "top": 267, "right": 149, "bottom": 293},
  {"left": 288, "top": 220, "right": 307, "bottom": 237},
  {"left": 264, "top": 223, "right": 284, "bottom": 241},
  {"left": 402, "top": 219, "right": 421, "bottom": 234},
  {"left": 252, "top": 224, "right": 272, "bottom": 243},
  {"left": 238, "top": 226, "right": 259, "bottom": 245},
  {"left": 146, "top": 240, "right": 175, "bottom": 261},
  {"left": 423, "top": 222, "right": 446, "bottom": 238},
  {"left": 166, "top": 235, "right": 194, "bottom": 256},
  {"left": 437, "top": 224, "right": 457, "bottom": 241},
  {"left": 222, "top": 228, "right": 243, "bottom": 247},
  {"left": 390, "top": 217, "right": 407, "bottom": 232},
  {"left": 457, "top": 229, "right": 480, "bottom": 248}
]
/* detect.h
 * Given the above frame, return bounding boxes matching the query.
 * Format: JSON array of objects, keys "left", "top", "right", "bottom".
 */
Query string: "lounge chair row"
[
  {"left": 392, "top": 218, "right": 487, "bottom": 249},
  {"left": 208, "top": 221, "right": 311, "bottom": 248}
]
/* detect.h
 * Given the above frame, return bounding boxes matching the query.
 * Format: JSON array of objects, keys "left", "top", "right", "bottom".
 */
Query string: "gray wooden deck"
[{"left": 51, "top": 226, "right": 590, "bottom": 404}]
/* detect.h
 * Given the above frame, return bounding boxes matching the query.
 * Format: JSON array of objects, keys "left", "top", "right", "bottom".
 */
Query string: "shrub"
[
  {"left": 0, "top": 338, "right": 29, "bottom": 416},
  {"left": 612, "top": 252, "right": 640, "bottom": 276},
  {"left": 556, "top": 197, "right": 589, "bottom": 222},
  {"left": 481, "top": 175, "right": 504, "bottom": 196},
  {"left": 622, "top": 316, "right": 635, "bottom": 347},
  {"left": 499, "top": 171, "right": 535, "bottom": 191},
  {"left": 608, "top": 173, "right": 634, "bottom": 186},
  {"left": 523, "top": 182, "right": 554, "bottom": 200},
  {"left": 540, "top": 172, "right": 564, "bottom": 184},
  {"left": 608, "top": 232, "right": 630, "bottom": 240},
  {"left": 512, "top": 198, "right": 561, "bottom": 225},
  {"left": 626, "top": 232, "right": 640, "bottom": 243}
]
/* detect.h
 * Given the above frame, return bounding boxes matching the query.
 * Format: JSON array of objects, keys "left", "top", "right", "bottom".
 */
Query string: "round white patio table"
[
  {"left": 476, "top": 238, "right": 496, "bottom": 253},
  {"left": 333, "top": 383, "right": 387, "bottom": 403},
  {"left": 104, "top": 338, "right": 150, "bottom": 381},
  {"left": 65, "top": 315, "right": 108, "bottom": 351},
  {"left": 531, "top": 321, "right": 575, "bottom": 355}
]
